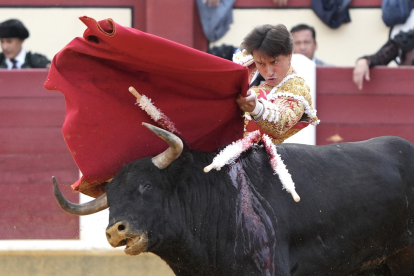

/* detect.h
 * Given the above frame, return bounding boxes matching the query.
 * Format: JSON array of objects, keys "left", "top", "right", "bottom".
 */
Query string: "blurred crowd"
[
  {"left": 1, "top": 1, "right": 413, "bottom": 91},
  {"left": 202, "top": 0, "right": 414, "bottom": 90}
]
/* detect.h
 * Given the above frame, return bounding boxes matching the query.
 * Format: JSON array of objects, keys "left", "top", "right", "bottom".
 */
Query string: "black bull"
[{"left": 54, "top": 131, "right": 414, "bottom": 276}]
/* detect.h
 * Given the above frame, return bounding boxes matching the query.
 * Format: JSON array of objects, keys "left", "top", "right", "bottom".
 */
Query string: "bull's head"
[{"left": 53, "top": 123, "right": 184, "bottom": 255}]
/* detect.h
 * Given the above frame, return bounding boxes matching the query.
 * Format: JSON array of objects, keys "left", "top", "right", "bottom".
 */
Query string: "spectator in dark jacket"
[
  {"left": 353, "top": 11, "right": 414, "bottom": 90},
  {"left": 0, "top": 19, "right": 50, "bottom": 69}
]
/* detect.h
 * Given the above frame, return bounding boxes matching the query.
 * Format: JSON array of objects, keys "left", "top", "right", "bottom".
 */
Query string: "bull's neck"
[
  {"left": 153, "top": 152, "right": 281, "bottom": 276},
  {"left": 153, "top": 161, "right": 240, "bottom": 275}
]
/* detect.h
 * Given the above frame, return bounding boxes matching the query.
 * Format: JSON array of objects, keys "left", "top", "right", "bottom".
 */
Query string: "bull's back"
[
  {"left": 271, "top": 136, "right": 414, "bottom": 275},
  {"left": 279, "top": 136, "right": 414, "bottom": 192},
  {"left": 278, "top": 136, "right": 414, "bottom": 229}
]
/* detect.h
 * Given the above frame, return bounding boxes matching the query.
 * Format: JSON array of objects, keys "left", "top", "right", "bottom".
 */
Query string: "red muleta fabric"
[{"left": 44, "top": 16, "right": 249, "bottom": 198}]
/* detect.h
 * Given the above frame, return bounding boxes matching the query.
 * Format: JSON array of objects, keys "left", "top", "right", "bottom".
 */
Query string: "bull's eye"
[{"left": 138, "top": 183, "right": 152, "bottom": 193}]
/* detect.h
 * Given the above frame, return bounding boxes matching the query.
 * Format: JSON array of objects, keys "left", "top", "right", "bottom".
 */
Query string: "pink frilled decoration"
[
  {"left": 261, "top": 134, "right": 300, "bottom": 202},
  {"left": 129, "top": 87, "right": 190, "bottom": 149},
  {"left": 203, "top": 130, "right": 261, "bottom": 173},
  {"left": 204, "top": 131, "right": 300, "bottom": 202}
]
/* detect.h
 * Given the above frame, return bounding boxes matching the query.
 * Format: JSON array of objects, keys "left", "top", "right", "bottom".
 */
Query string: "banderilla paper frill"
[
  {"left": 129, "top": 86, "right": 190, "bottom": 149},
  {"left": 204, "top": 130, "right": 300, "bottom": 202}
]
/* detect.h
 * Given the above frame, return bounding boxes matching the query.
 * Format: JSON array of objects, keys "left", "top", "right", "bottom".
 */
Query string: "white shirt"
[
  {"left": 5, "top": 48, "right": 26, "bottom": 69},
  {"left": 390, "top": 9, "right": 414, "bottom": 39}
]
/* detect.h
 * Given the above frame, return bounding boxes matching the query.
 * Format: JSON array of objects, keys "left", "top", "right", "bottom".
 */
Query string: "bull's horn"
[
  {"left": 52, "top": 176, "right": 108, "bottom": 216},
  {"left": 142, "top": 123, "right": 183, "bottom": 169}
]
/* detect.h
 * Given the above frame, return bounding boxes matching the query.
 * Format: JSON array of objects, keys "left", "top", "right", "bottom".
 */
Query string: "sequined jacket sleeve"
[
  {"left": 249, "top": 77, "right": 316, "bottom": 138},
  {"left": 254, "top": 97, "right": 305, "bottom": 137}
]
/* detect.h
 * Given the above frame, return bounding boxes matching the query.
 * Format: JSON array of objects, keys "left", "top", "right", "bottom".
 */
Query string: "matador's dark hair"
[{"left": 240, "top": 24, "right": 293, "bottom": 57}]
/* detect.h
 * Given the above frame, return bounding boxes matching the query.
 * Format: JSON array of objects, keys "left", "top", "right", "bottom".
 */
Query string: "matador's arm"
[{"left": 252, "top": 96, "right": 305, "bottom": 137}]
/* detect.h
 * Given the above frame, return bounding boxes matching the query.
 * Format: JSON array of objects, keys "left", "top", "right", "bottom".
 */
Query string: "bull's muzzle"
[{"left": 106, "top": 221, "right": 148, "bottom": 255}]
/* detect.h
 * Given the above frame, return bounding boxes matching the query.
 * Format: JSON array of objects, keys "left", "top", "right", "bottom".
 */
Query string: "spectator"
[
  {"left": 0, "top": 19, "right": 50, "bottom": 69},
  {"left": 353, "top": 10, "right": 414, "bottom": 90},
  {"left": 290, "top": 24, "right": 328, "bottom": 65},
  {"left": 196, "top": 0, "right": 236, "bottom": 43}
]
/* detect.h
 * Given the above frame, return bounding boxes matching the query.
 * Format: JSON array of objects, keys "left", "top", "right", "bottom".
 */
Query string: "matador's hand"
[{"left": 236, "top": 89, "right": 257, "bottom": 113}]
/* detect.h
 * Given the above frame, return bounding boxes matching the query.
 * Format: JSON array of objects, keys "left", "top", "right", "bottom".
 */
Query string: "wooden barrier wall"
[
  {"left": 0, "top": 70, "right": 79, "bottom": 239},
  {"left": 316, "top": 67, "right": 414, "bottom": 145}
]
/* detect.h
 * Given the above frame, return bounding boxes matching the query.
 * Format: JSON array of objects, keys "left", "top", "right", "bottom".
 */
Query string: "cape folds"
[{"left": 45, "top": 16, "right": 249, "bottom": 197}]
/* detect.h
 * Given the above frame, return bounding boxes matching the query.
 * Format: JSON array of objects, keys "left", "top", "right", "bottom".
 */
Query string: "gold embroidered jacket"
[{"left": 233, "top": 50, "right": 319, "bottom": 143}]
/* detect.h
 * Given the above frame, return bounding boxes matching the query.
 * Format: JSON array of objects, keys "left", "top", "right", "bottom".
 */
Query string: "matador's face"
[{"left": 252, "top": 51, "right": 292, "bottom": 87}]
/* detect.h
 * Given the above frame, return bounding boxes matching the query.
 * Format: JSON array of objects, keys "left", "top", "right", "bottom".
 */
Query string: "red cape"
[{"left": 45, "top": 16, "right": 249, "bottom": 197}]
